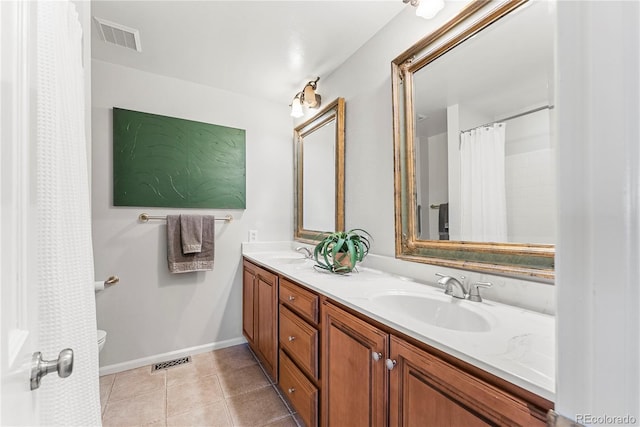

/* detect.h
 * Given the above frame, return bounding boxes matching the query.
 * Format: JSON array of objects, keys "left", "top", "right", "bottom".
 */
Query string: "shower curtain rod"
[{"left": 459, "top": 104, "right": 554, "bottom": 134}]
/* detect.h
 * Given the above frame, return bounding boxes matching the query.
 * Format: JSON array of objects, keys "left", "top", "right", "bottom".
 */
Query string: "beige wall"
[{"left": 92, "top": 60, "right": 292, "bottom": 369}]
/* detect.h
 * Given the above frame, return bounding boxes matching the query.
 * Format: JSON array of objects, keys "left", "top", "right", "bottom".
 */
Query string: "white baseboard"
[{"left": 98, "top": 336, "right": 248, "bottom": 376}]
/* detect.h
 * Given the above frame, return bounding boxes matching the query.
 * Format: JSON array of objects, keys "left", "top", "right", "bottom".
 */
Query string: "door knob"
[{"left": 30, "top": 348, "right": 74, "bottom": 390}]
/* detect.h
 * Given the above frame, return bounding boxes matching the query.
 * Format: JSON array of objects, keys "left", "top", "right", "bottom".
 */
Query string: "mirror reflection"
[
  {"left": 294, "top": 98, "right": 345, "bottom": 243},
  {"left": 413, "top": 0, "right": 555, "bottom": 245},
  {"left": 303, "top": 119, "right": 336, "bottom": 231},
  {"left": 392, "top": 0, "right": 556, "bottom": 278}
]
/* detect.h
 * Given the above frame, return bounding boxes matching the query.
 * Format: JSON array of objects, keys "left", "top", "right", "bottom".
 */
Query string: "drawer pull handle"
[
  {"left": 288, "top": 295, "right": 296, "bottom": 301},
  {"left": 386, "top": 359, "right": 397, "bottom": 371},
  {"left": 288, "top": 387, "right": 296, "bottom": 394},
  {"left": 372, "top": 351, "right": 383, "bottom": 361},
  {"left": 288, "top": 336, "right": 296, "bottom": 342}
]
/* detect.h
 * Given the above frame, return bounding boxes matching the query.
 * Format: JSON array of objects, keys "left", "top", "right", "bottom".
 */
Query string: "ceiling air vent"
[{"left": 94, "top": 17, "right": 142, "bottom": 52}]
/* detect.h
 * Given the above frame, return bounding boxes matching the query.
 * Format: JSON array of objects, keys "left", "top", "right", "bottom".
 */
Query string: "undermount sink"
[
  {"left": 267, "top": 254, "right": 314, "bottom": 266},
  {"left": 369, "top": 291, "right": 493, "bottom": 332}
]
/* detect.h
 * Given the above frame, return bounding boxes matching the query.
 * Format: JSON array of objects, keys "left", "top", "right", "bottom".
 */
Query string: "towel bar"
[{"left": 138, "top": 213, "right": 233, "bottom": 223}]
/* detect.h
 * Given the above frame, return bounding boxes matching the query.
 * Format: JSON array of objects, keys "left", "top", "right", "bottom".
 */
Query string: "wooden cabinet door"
[
  {"left": 242, "top": 260, "right": 278, "bottom": 382},
  {"left": 322, "top": 302, "right": 388, "bottom": 427},
  {"left": 242, "top": 263, "right": 256, "bottom": 346},
  {"left": 389, "top": 335, "right": 545, "bottom": 427},
  {"left": 256, "top": 267, "right": 278, "bottom": 381}
]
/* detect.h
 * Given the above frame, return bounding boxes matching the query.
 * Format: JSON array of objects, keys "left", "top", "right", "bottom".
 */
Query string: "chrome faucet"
[
  {"left": 435, "top": 273, "right": 492, "bottom": 302},
  {"left": 435, "top": 273, "right": 467, "bottom": 299},
  {"left": 295, "top": 246, "right": 313, "bottom": 259}
]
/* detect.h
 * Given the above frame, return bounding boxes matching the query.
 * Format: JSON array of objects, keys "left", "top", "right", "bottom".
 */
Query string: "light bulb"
[
  {"left": 415, "top": 0, "right": 444, "bottom": 19},
  {"left": 290, "top": 97, "right": 304, "bottom": 118}
]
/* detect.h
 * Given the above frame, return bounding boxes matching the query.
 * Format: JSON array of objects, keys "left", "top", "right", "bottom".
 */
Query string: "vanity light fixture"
[
  {"left": 403, "top": 0, "right": 445, "bottom": 19},
  {"left": 290, "top": 93, "right": 304, "bottom": 118},
  {"left": 290, "top": 77, "right": 321, "bottom": 117}
]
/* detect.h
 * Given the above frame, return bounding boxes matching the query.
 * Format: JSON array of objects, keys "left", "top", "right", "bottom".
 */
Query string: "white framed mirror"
[
  {"left": 392, "top": 0, "right": 555, "bottom": 280},
  {"left": 294, "top": 98, "right": 345, "bottom": 243}
]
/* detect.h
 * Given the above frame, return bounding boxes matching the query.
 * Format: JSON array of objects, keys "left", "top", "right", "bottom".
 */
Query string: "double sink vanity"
[
  {"left": 268, "top": 1, "right": 558, "bottom": 425},
  {"left": 242, "top": 243, "right": 554, "bottom": 427}
]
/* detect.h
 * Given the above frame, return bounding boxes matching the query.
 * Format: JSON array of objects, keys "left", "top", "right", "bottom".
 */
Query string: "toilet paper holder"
[
  {"left": 104, "top": 275, "right": 119, "bottom": 287},
  {"left": 95, "top": 276, "right": 119, "bottom": 292}
]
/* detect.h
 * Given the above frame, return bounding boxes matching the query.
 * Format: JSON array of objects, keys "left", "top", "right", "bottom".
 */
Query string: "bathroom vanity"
[{"left": 242, "top": 245, "right": 554, "bottom": 427}]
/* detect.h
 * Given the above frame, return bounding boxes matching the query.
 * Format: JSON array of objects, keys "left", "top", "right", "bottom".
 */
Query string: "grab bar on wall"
[{"left": 138, "top": 213, "right": 233, "bottom": 223}]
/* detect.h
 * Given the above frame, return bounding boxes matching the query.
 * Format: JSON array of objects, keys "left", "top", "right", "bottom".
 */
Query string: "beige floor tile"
[
  {"left": 101, "top": 345, "right": 296, "bottom": 426},
  {"left": 102, "top": 389, "right": 166, "bottom": 427},
  {"left": 167, "top": 374, "right": 225, "bottom": 417},
  {"left": 99, "top": 374, "right": 115, "bottom": 415},
  {"left": 166, "top": 352, "right": 216, "bottom": 388},
  {"left": 166, "top": 400, "right": 232, "bottom": 427},
  {"left": 211, "top": 344, "right": 258, "bottom": 372},
  {"left": 110, "top": 366, "right": 167, "bottom": 402},
  {"left": 217, "top": 364, "right": 271, "bottom": 398},
  {"left": 226, "top": 386, "right": 290, "bottom": 426},
  {"left": 262, "top": 415, "right": 299, "bottom": 427}
]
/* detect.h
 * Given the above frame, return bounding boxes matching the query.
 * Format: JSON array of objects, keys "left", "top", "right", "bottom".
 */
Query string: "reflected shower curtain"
[{"left": 459, "top": 123, "right": 508, "bottom": 242}]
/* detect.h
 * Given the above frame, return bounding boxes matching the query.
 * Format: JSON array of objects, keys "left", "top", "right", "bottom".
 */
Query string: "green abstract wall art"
[{"left": 113, "top": 108, "right": 246, "bottom": 209}]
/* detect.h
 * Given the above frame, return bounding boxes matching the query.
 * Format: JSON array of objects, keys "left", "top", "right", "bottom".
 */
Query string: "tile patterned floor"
[{"left": 99, "top": 344, "right": 301, "bottom": 427}]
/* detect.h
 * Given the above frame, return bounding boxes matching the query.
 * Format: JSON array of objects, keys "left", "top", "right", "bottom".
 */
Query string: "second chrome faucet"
[
  {"left": 435, "top": 273, "right": 492, "bottom": 302},
  {"left": 295, "top": 246, "right": 313, "bottom": 259}
]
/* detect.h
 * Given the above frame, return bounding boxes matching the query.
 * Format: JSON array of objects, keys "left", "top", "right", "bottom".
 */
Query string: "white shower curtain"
[
  {"left": 459, "top": 123, "right": 508, "bottom": 242},
  {"left": 37, "top": 2, "right": 101, "bottom": 425}
]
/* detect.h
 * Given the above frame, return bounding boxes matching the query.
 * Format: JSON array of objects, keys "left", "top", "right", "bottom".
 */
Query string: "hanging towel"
[
  {"left": 438, "top": 203, "right": 449, "bottom": 240},
  {"left": 180, "top": 215, "right": 203, "bottom": 253},
  {"left": 167, "top": 215, "right": 215, "bottom": 273}
]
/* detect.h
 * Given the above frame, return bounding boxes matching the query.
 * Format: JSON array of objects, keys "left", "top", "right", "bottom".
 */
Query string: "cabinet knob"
[
  {"left": 371, "top": 351, "right": 382, "bottom": 361},
  {"left": 385, "top": 359, "right": 397, "bottom": 371},
  {"left": 288, "top": 295, "right": 296, "bottom": 301},
  {"left": 288, "top": 336, "right": 296, "bottom": 342},
  {"left": 288, "top": 387, "right": 295, "bottom": 394}
]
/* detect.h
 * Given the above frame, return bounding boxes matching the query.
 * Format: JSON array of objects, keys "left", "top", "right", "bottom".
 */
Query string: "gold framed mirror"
[
  {"left": 392, "top": 0, "right": 555, "bottom": 280},
  {"left": 294, "top": 98, "right": 345, "bottom": 243}
]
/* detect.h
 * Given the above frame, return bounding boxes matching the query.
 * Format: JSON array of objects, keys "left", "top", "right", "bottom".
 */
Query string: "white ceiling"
[{"left": 91, "top": 1, "right": 406, "bottom": 106}]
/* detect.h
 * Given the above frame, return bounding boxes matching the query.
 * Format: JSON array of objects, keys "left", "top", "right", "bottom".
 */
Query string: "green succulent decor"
[{"left": 313, "top": 229, "right": 372, "bottom": 274}]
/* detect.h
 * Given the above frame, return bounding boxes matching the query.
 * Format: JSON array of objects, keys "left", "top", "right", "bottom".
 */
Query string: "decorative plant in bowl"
[{"left": 313, "top": 229, "right": 372, "bottom": 274}]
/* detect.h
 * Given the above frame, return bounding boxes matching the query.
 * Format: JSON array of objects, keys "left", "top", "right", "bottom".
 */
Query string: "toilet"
[
  {"left": 95, "top": 278, "right": 115, "bottom": 354},
  {"left": 97, "top": 329, "right": 107, "bottom": 353}
]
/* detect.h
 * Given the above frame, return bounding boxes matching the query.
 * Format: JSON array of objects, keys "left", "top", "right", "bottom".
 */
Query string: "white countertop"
[{"left": 242, "top": 244, "right": 555, "bottom": 401}]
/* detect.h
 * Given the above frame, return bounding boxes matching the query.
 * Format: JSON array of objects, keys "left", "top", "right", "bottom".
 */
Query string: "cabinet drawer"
[
  {"left": 280, "top": 305, "right": 319, "bottom": 379},
  {"left": 279, "top": 350, "right": 318, "bottom": 427},
  {"left": 279, "top": 278, "right": 319, "bottom": 324}
]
